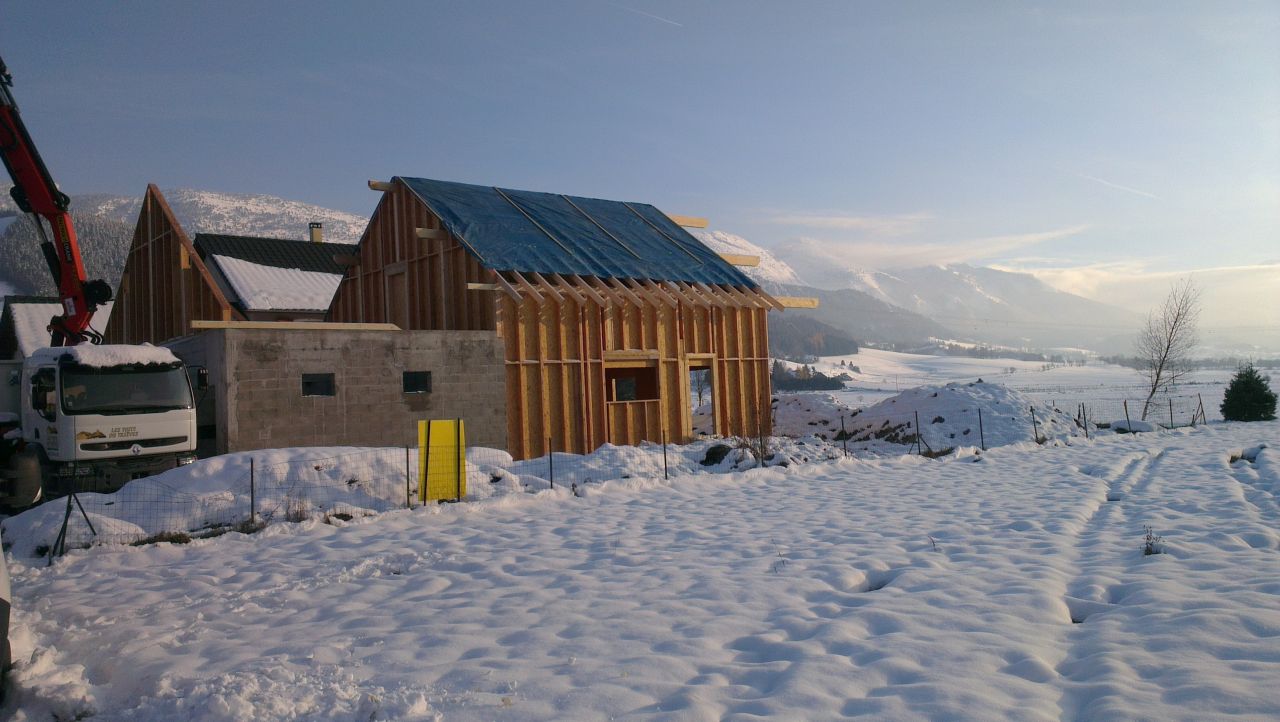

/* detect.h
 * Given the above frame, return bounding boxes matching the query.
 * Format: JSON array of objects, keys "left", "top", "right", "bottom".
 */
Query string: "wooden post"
[
  {"left": 914, "top": 410, "right": 922, "bottom": 456},
  {"left": 1169, "top": 398, "right": 1175, "bottom": 429},
  {"left": 1124, "top": 400, "right": 1133, "bottom": 434},
  {"left": 978, "top": 408, "right": 986, "bottom": 451},
  {"left": 840, "top": 415, "right": 848, "bottom": 457},
  {"left": 1030, "top": 406, "right": 1040, "bottom": 444}
]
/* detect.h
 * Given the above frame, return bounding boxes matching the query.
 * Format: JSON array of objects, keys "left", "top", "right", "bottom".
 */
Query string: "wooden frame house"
[{"left": 328, "top": 176, "right": 787, "bottom": 460}]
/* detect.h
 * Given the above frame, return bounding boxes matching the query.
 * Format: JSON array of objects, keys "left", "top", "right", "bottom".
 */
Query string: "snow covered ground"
[
  {"left": 792, "top": 348, "right": 1233, "bottom": 421},
  {"left": 4, "top": 420, "right": 1278, "bottom": 720}
]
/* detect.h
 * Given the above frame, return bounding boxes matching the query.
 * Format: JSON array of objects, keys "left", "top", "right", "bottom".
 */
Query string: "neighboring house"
[
  {"left": 0, "top": 296, "right": 114, "bottom": 360},
  {"left": 194, "top": 232, "right": 357, "bottom": 322},
  {"left": 329, "top": 176, "right": 782, "bottom": 459}
]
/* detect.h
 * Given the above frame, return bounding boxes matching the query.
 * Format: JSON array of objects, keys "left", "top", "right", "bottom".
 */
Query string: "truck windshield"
[{"left": 60, "top": 363, "right": 193, "bottom": 415}]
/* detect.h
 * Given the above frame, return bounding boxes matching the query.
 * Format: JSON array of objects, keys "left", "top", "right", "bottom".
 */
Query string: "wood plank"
[
  {"left": 773, "top": 295, "right": 820, "bottom": 309},
  {"left": 529, "top": 272, "right": 567, "bottom": 304},
  {"left": 753, "top": 287, "right": 788, "bottom": 312},
  {"left": 368, "top": 180, "right": 394, "bottom": 191},
  {"left": 624, "top": 278, "right": 676, "bottom": 309},
  {"left": 718, "top": 253, "right": 760, "bottom": 267},
  {"left": 466, "top": 282, "right": 499, "bottom": 291},
  {"left": 604, "top": 278, "right": 646, "bottom": 308},
  {"left": 585, "top": 277, "right": 627, "bottom": 307},
  {"left": 510, "top": 271, "right": 546, "bottom": 304},
  {"left": 644, "top": 279, "right": 684, "bottom": 308},
  {"left": 666, "top": 214, "right": 708, "bottom": 228},
  {"left": 191, "top": 320, "right": 401, "bottom": 331},
  {"left": 568, "top": 274, "right": 610, "bottom": 307},
  {"left": 415, "top": 227, "right": 446, "bottom": 240},
  {"left": 666, "top": 281, "right": 709, "bottom": 309},
  {"left": 491, "top": 271, "right": 524, "bottom": 302}
]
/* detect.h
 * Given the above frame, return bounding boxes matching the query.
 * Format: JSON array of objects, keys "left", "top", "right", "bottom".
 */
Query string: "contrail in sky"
[
  {"left": 1076, "top": 172, "right": 1161, "bottom": 200},
  {"left": 612, "top": 3, "right": 684, "bottom": 27}
]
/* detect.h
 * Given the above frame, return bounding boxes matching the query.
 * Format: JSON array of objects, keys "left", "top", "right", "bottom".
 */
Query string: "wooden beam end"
[
  {"left": 774, "top": 296, "right": 820, "bottom": 309},
  {"left": 719, "top": 253, "right": 760, "bottom": 267},
  {"left": 667, "top": 214, "right": 709, "bottom": 228}
]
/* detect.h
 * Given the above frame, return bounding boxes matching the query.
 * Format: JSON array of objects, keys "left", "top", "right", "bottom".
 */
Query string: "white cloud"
[
  {"left": 1075, "top": 173, "right": 1161, "bottom": 200},
  {"left": 765, "top": 212, "right": 932, "bottom": 237},
  {"left": 780, "top": 224, "right": 1090, "bottom": 276},
  {"left": 994, "top": 261, "right": 1280, "bottom": 332}
]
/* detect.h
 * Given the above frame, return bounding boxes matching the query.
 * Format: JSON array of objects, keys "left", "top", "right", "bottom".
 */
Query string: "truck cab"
[{"left": 1, "top": 345, "right": 199, "bottom": 507}]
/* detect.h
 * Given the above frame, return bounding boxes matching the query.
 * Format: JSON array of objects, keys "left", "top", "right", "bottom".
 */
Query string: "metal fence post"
[
  {"left": 662, "top": 427, "right": 669, "bottom": 480},
  {"left": 1030, "top": 406, "right": 1040, "bottom": 443},
  {"left": 455, "top": 418, "right": 462, "bottom": 502},
  {"left": 249, "top": 457, "right": 256, "bottom": 525},
  {"left": 914, "top": 410, "right": 922, "bottom": 456},
  {"left": 840, "top": 414, "right": 848, "bottom": 457},
  {"left": 1124, "top": 400, "right": 1133, "bottom": 434},
  {"left": 405, "top": 445, "right": 412, "bottom": 509},
  {"left": 1169, "top": 398, "right": 1175, "bottom": 429},
  {"left": 548, "top": 436, "right": 554, "bottom": 489},
  {"left": 978, "top": 407, "right": 986, "bottom": 451}
]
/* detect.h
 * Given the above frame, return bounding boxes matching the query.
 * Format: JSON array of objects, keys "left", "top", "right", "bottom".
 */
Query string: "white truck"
[{"left": 0, "top": 344, "right": 202, "bottom": 508}]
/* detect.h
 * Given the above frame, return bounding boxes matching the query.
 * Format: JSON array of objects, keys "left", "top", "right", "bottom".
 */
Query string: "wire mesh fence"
[
  {"left": 775, "top": 391, "right": 1212, "bottom": 461},
  {"left": 33, "top": 438, "right": 676, "bottom": 560},
  {"left": 29, "top": 390, "right": 1214, "bottom": 560}
]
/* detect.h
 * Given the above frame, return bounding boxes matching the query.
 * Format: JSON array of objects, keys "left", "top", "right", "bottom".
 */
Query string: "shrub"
[
  {"left": 1220, "top": 364, "right": 1278, "bottom": 422},
  {"left": 1143, "top": 525, "right": 1164, "bottom": 556}
]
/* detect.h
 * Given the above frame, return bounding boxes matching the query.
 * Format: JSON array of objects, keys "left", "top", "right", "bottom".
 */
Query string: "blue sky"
[{"left": 4, "top": 2, "right": 1277, "bottom": 319}]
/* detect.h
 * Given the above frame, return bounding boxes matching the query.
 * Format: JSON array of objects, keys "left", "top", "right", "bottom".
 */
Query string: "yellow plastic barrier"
[{"left": 418, "top": 419, "right": 467, "bottom": 502}]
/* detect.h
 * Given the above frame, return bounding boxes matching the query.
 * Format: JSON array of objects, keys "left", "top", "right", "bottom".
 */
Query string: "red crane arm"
[{"left": 0, "top": 54, "right": 110, "bottom": 346}]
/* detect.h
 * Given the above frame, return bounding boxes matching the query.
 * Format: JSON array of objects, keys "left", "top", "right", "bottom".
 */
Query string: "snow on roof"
[
  {"left": 29, "top": 343, "right": 179, "bottom": 368},
  {"left": 210, "top": 254, "right": 343, "bottom": 312},
  {"left": 5, "top": 298, "right": 114, "bottom": 358}
]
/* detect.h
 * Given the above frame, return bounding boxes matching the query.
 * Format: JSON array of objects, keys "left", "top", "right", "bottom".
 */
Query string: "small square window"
[
  {"left": 403, "top": 371, "right": 432, "bottom": 394},
  {"left": 301, "top": 373, "right": 335, "bottom": 397}
]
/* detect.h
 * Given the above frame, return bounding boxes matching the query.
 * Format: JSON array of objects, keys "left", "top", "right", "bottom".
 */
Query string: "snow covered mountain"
[
  {"left": 692, "top": 230, "right": 804, "bottom": 291},
  {"left": 0, "top": 187, "right": 368, "bottom": 296},
  {"left": 839, "top": 264, "right": 1142, "bottom": 351},
  {"left": 63, "top": 188, "right": 369, "bottom": 244},
  {"left": 691, "top": 229, "right": 965, "bottom": 347}
]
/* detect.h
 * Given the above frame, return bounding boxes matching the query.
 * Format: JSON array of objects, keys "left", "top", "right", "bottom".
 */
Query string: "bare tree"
[
  {"left": 691, "top": 369, "right": 710, "bottom": 407},
  {"left": 1136, "top": 278, "right": 1201, "bottom": 420}
]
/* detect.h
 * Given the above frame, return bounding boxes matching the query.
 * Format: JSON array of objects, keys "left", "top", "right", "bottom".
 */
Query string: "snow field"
[
  {"left": 811, "top": 348, "right": 1232, "bottom": 422},
  {"left": 5, "top": 422, "right": 1278, "bottom": 720}
]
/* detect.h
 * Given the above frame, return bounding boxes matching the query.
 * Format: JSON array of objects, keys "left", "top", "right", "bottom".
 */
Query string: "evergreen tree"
[{"left": 1220, "top": 364, "right": 1277, "bottom": 422}]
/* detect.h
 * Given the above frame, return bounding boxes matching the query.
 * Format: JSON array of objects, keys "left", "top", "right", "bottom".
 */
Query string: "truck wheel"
[{"left": 1, "top": 449, "right": 43, "bottom": 510}]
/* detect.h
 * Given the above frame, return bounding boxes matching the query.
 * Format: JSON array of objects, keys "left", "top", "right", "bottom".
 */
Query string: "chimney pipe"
[{"left": 309, "top": 222, "right": 322, "bottom": 243}]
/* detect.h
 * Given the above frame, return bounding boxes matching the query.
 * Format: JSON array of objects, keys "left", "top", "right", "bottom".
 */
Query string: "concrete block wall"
[{"left": 169, "top": 328, "right": 507, "bottom": 454}]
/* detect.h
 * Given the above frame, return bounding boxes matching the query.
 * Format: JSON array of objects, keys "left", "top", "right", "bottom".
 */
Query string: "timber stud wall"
[
  {"left": 105, "top": 185, "right": 238, "bottom": 344},
  {"left": 329, "top": 181, "right": 772, "bottom": 460}
]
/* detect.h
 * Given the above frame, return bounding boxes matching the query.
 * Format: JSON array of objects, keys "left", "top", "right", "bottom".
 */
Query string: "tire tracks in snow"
[
  {"left": 1226, "top": 444, "right": 1277, "bottom": 523},
  {"left": 1052, "top": 446, "right": 1167, "bottom": 720}
]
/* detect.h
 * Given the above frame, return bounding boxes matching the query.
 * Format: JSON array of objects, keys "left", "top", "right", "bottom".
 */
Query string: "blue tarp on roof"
[{"left": 397, "top": 177, "right": 757, "bottom": 288}]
